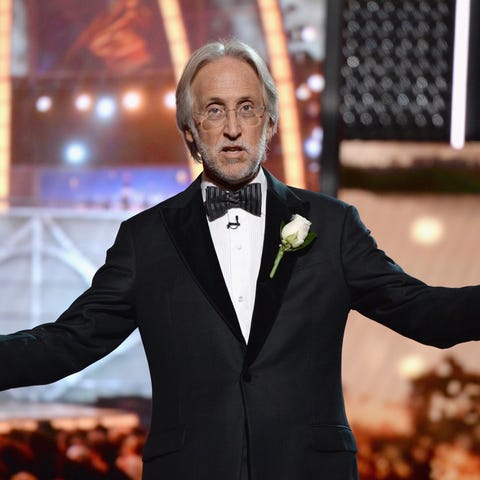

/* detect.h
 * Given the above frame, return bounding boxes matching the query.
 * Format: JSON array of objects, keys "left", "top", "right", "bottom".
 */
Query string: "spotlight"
[
  {"left": 75, "top": 94, "right": 93, "bottom": 112},
  {"left": 65, "top": 142, "right": 88, "bottom": 164},
  {"left": 296, "top": 83, "right": 311, "bottom": 101},
  {"left": 36, "top": 96, "right": 52, "bottom": 112},
  {"left": 122, "top": 90, "right": 143, "bottom": 111},
  {"left": 163, "top": 91, "right": 176, "bottom": 110},
  {"left": 301, "top": 25, "right": 318, "bottom": 43},
  {"left": 307, "top": 73, "right": 325, "bottom": 92},
  {"left": 398, "top": 355, "right": 426, "bottom": 379},
  {"left": 409, "top": 216, "right": 445, "bottom": 246},
  {"left": 96, "top": 97, "right": 116, "bottom": 119},
  {"left": 304, "top": 137, "right": 322, "bottom": 159}
]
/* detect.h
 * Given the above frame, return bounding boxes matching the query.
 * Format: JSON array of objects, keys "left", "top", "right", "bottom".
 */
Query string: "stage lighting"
[
  {"left": 398, "top": 354, "right": 426, "bottom": 379},
  {"left": 301, "top": 25, "right": 318, "bottom": 43},
  {"left": 450, "top": 0, "right": 471, "bottom": 149},
  {"left": 339, "top": 0, "right": 455, "bottom": 140},
  {"left": 36, "top": 95, "right": 52, "bottom": 112},
  {"left": 296, "top": 84, "right": 311, "bottom": 101},
  {"left": 409, "top": 216, "right": 445, "bottom": 246},
  {"left": 65, "top": 142, "right": 88, "bottom": 165},
  {"left": 122, "top": 90, "right": 143, "bottom": 111},
  {"left": 304, "top": 127, "right": 323, "bottom": 158},
  {"left": 95, "top": 97, "right": 116, "bottom": 119},
  {"left": 75, "top": 93, "right": 93, "bottom": 112},
  {"left": 307, "top": 73, "right": 325, "bottom": 92},
  {"left": 304, "top": 137, "right": 321, "bottom": 159},
  {"left": 163, "top": 91, "right": 176, "bottom": 110}
]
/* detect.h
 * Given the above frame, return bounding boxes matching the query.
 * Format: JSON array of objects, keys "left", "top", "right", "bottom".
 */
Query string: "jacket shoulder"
[
  {"left": 121, "top": 179, "right": 199, "bottom": 228},
  {"left": 288, "top": 185, "right": 352, "bottom": 215}
]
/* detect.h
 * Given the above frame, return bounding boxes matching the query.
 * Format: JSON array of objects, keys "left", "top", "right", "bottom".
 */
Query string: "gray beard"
[{"left": 193, "top": 123, "right": 269, "bottom": 186}]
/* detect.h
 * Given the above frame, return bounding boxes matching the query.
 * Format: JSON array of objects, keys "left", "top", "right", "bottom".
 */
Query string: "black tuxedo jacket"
[{"left": 1, "top": 169, "right": 479, "bottom": 479}]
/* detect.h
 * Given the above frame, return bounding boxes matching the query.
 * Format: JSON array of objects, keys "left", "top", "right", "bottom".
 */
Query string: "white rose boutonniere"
[{"left": 269, "top": 214, "right": 316, "bottom": 278}]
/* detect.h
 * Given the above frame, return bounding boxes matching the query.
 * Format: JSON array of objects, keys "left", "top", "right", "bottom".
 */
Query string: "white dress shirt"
[{"left": 201, "top": 169, "right": 267, "bottom": 343}]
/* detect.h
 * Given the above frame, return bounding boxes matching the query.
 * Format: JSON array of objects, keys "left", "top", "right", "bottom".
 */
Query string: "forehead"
[{"left": 191, "top": 56, "right": 263, "bottom": 105}]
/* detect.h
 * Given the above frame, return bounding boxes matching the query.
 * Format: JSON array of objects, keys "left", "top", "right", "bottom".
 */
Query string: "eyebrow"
[{"left": 204, "top": 96, "right": 255, "bottom": 106}]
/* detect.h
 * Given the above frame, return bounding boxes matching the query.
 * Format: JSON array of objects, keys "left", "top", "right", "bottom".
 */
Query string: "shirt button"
[
  {"left": 235, "top": 244, "right": 243, "bottom": 250},
  {"left": 238, "top": 296, "right": 244, "bottom": 303}
]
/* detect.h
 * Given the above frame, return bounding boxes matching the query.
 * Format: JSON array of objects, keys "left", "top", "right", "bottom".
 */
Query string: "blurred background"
[{"left": 0, "top": 0, "right": 479, "bottom": 479}]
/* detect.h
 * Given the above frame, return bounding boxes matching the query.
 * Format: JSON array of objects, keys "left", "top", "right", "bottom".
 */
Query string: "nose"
[{"left": 223, "top": 109, "right": 242, "bottom": 139}]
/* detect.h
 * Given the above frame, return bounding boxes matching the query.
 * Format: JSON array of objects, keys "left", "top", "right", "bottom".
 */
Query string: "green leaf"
[{"left": 291, "top": 231, "right": 317, "bottom": 251}]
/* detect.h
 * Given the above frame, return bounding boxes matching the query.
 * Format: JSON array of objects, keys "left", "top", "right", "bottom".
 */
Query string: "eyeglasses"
[{"left": 195, "top": 103, "right": 266, "bottom": 130}]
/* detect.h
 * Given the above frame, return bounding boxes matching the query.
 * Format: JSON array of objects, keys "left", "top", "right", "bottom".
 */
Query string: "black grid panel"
[{"left": 339, "top": 0, "right": 455, "bottom": 141}]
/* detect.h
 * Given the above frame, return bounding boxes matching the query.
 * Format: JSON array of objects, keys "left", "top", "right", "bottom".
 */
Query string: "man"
[{"left": 1, "top": 40, "right": 479, "bottom": 480}]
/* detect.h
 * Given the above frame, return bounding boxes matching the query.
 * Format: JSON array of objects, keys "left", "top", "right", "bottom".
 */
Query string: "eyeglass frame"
[{"left": 193, "top": 102, "right": 267, "bottom": 130}]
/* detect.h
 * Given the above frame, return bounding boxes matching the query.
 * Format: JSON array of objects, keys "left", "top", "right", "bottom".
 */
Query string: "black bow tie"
[{"left": 204, "top": 183, "right": 262, "bottom": 220}]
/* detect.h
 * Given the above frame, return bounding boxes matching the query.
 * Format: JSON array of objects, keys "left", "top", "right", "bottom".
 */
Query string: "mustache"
[{"left": 216, "top": 142, "right": 249, "bottom": 153}]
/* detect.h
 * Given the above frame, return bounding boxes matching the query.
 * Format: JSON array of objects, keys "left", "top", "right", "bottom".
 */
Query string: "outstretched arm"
[
  {"left": 341, "top": 205, "right": 480, "bottom": 348},
  {"left": 0, "top": 221, "right": 137, "bottom": 390}
]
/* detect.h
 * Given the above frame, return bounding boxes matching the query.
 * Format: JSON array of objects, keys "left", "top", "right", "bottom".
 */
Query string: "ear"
[
  {"left": 184, "top": 128, "right": 194, "bottom": 143},
  {"left": 183, "top": 129, "right": 201, "bottom": 162},
  {"left": 266, "top": 118, "right": 275, "bottom": 143}
]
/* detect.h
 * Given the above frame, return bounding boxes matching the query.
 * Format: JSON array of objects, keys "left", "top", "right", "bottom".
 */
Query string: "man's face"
[{"left": 185, "top": 56, "right": 273, "bottom": 189}]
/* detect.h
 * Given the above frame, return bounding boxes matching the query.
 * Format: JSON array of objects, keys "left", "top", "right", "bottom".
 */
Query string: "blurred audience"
[
  {"left": 1, "top": 358, "right": 478, "bottom": 480},
  {"left": 0, "top": 424, "right": 145, "bottom": 480}
]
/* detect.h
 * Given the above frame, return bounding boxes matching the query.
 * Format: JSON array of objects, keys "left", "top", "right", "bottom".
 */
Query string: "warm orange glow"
[
  {"left": 157, "top": 0, "right": 202, "bottom": 179},
  {"left": 74, "top": 93, "right": 93, "bottom": 112},
  {"left": 409, "top": 217, "right": 445, "bottom": 246},
  {"left": 398, "top": 354, "right": 427, "bottom": 379},
  {"left": 157, "top": 0, "right": 189, "bottom": 81},
  {"left": 257, "top": 0, "right": 306, "bottom": 188},
  {"left": 122, "top": 90, "right": 143, "bottom": 111},
  {"left": 0, "top": 0, "right": 11, "bottom": 208}
]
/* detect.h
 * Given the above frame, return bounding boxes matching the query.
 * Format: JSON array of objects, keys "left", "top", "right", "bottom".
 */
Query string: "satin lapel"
[
  {"left": 159, "top": 178, "right": 245, "bottom": 345},
  {"left": 245, "top": 171, "right": 310, "bottom": 368}
]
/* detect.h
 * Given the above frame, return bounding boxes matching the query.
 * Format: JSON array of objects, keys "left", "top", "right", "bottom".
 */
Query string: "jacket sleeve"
[
  {"left": 0, "top": 221, "right": 137, "bottom": 390},
  {"left": 341, "top": 205, "right": 480, "bottom": 348}
]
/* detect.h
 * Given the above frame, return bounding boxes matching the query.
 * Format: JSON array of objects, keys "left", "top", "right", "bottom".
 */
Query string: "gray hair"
[{"left": 175, "top": 39, "right": 279, "bottom": 161}]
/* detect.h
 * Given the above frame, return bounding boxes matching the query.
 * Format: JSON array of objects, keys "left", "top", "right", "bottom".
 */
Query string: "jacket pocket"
[
  {"left": 142, "top": 425, "right": 186, "bottom": 461},
  {"left": 311, "top": 424, "right": 357, "bottom": 453}
]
